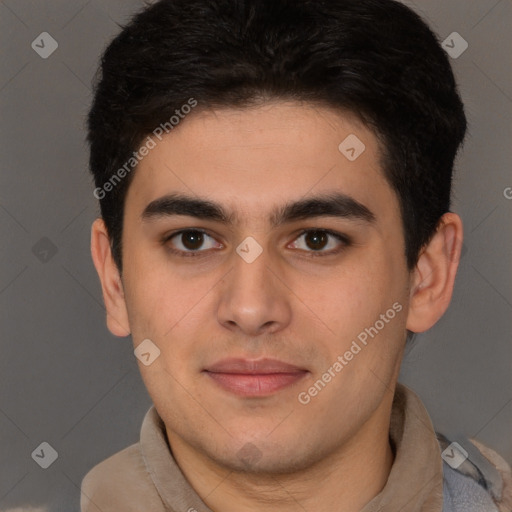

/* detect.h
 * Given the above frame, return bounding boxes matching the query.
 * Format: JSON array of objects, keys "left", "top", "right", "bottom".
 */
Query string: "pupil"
[
  {"left": 183, "top": 231, "right": 203, "bottom": 250},
  {"left": 306, "top": 231, "right": 327, "bottom": 250}
]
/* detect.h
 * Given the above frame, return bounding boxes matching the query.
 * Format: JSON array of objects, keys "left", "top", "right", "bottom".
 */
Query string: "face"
[{"left": 115, "top": 102, "right": 413, "bottom": 473}]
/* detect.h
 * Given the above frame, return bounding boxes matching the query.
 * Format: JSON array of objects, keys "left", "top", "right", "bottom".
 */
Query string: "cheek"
[
  {"left": 313, "top": 265, "right": 387, "bottom": 325},
  {"left": 121, "top": 242, "right": 196, "bottom": 323},
  {"left": 122, "top": 258, "right": 213, "bottom": 375},
  {"left": 309, "top": 253, "right": 406, "bottom": 359}
]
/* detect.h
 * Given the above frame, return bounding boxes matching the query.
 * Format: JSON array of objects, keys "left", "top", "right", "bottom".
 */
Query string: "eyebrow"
[{"left": 141, "top": 192, "right": 376, "bottom": 227}]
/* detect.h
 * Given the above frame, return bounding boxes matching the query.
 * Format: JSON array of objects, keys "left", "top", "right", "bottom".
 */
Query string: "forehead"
[{"left": 125, "top": 102, "right": 396, "bottom": 225}]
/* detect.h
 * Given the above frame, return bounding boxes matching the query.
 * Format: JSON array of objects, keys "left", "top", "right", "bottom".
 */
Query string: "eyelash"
[{"left": 161, "top": 228, "right": 351, "bottom": 258}]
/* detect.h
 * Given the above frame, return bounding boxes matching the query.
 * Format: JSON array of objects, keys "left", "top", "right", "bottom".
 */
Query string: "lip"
[
  {"left": 205, "top": 358, "right": 306, "bottom": 374},
  {"left": 204, "top": 358, "right": 308, "bottom": 397}
]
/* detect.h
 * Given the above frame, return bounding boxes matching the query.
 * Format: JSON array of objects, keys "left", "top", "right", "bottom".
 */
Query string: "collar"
[{"left": 361, "top": 383, "right": 444, "bottom": 511}]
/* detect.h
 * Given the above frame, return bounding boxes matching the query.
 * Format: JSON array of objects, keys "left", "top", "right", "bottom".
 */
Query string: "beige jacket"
[{"left": 80, "top": 384, "right": 512, "bottom": 511}]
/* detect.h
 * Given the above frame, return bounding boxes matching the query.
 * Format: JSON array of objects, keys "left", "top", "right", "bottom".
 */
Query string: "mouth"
[{"left": 203, "top": 358, "right": 309, "bottom": 397}]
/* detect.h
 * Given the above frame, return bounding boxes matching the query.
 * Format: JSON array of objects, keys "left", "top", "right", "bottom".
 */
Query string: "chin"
[{"left": 209, "top": 438, "right": 326, "bottom": 476}]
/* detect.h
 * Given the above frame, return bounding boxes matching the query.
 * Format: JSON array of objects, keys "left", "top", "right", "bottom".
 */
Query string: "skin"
[{"left": 91, "top": 102, "right": 463, "bottom": 512}]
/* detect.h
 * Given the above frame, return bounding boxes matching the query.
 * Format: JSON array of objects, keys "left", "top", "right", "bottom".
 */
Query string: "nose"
[{"left": 216, "top": 242, "right": 292, "bottom": 337}]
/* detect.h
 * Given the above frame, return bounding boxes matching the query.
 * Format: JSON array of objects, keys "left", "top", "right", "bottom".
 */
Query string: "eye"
[
  {"left": 162, "top": 228, "right": 349, "bottom": 258},
  {"left": 288, "top": 229, "right": 350, "bottom": 256},
  {"left": 164, "top": 229, "right": 222, "bottom": 256}
]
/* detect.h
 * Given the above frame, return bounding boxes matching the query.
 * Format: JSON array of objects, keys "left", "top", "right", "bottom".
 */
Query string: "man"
[{"left": 82, "top": 0, "right": 511, "bottom": 510}]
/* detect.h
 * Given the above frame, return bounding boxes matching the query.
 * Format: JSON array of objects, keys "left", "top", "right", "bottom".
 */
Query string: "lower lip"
[{"left": 205, "top": 371, "right": 307, "bottom": 397}]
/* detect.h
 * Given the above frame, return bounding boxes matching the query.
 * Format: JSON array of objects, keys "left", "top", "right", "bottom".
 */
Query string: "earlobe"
[
  {"left": 90, "top": 218, "right": 131, "bottom": 337},
  {"left": 406, "top": 212, "right": 463, "bottom": 334}
]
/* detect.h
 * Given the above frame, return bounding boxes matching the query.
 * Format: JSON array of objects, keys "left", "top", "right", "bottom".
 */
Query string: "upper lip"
[{"left": 204, "top": 358, "right": 307, "bottom": 374}]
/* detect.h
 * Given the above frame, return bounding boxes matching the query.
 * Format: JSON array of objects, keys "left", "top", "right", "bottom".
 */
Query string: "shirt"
[{"left": 80, "top": 383, "right": 510, "bottom": 511}]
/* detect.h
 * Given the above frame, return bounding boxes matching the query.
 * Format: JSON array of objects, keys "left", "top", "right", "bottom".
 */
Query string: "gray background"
[{"left": 0, "top": 0, "right": 510, "bottom": 510}]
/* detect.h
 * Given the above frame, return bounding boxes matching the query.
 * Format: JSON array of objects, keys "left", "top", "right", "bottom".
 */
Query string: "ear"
[
  {"left": 90, "top": 218, "right": 131, "bottom": 337},
  {"left": 406, "top": 212, "right": 463, "bottom": 333}
]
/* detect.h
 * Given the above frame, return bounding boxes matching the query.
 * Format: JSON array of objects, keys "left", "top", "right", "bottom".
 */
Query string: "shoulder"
[
  {"left": 470, "top": 438, "right": 512, "bottom": 512},
  {"left": 80, "top": 443, "right": 165, "bottom": 512},
  {"left": 437, "top": 433, "right": 512, "bottom": 512}
]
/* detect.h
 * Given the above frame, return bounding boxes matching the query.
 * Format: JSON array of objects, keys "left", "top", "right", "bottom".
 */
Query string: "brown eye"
[
  {"left": 164, "top": 229, "right": 223, "bottom": 257},
  {"left": 304, "top": 231, "right": 329, "bottom": 251},
  {"left": 289, "top": 229, "right": 350, "bottom": 256},
  {"left": 180, "top": 230, "right": 205, "bottom": 250}
]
